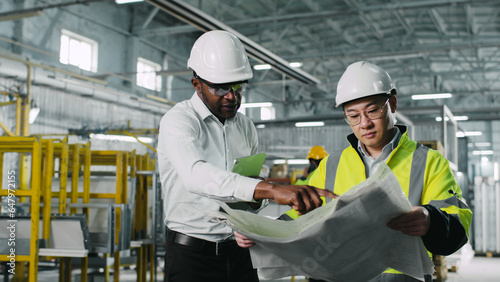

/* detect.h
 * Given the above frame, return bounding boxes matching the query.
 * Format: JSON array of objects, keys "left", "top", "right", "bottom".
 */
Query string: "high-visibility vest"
[
  {"left": 308, "top": 125, "right": 472, "bottom": 277},
  {"left": 294, "top": 169, "right": 316, "bottom": 185}
]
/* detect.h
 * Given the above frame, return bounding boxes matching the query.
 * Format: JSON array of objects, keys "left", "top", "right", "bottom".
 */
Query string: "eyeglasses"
[
  {"left": 196, "top": 76, "right": 247, "bottom": 97},
  {"left": 344, "top": 98, "right": 390, "bottom": 126}
]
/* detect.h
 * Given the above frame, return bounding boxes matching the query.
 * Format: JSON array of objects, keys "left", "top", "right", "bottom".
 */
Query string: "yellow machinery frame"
[
  {"left": 90, "top": 149, "right": 132, "bottom": 282},
  {"left": 133, "top": 153, "right": 156, "bottom": 282},
  {"left": 0, "top": 136, "right": 42, "bottom": 282},
  {"left": 1, "top": 53, "right": 158, "bottom": 281},
  {"left": 0, "top": 137, "right": 92, "bottom": 282},
  {"left": 45, "top": 140, "right": 92, "bottom": 282}
]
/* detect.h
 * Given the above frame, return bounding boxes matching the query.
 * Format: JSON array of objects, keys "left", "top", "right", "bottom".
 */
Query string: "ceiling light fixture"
[
  {"left": 254, "top": 62, "right": 303, "bottom": 70},
  {"left": 273, "top": 159, "right": 310, "bottom": 165},
  {"left": 289, "top": 62, "right": 303, "bottom": 68},
  {"left": 29, "top": 107, "right": 40, "bottom": 124},
  {"left": 456, "top": 131, "right": 482, "bottom": 138},
  {"left": 295, "top": 121, "right": 324, "bottom": 127},
  {"left": 90, "top": 133, "right": 154, "bottom": 143},
  {"left": 240, "top": 102, "right": 273, "bottom": 108},
  {"left": 411, "top": 93, "right": 452, "bottom": 100},
  {"left": 115, "top": 0, "right": 143, "bottom": 4},
  {"left": 474, "top": 142, "right": 491, "bottom": 147},
  {"left": 253, "top": 64, "right": 272, "bottom": 70},
  {"left": 473, "top": 150, "right": 494, "bottom": 155},
  {"left": 435, "top": 116, "right": 468, "bottom": 122}
]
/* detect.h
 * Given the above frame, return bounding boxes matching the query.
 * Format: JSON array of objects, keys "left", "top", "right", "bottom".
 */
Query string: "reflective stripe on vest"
[
  {"left": 408, "top": 143, "right": 429, "bottom": 205},
  {"left": 324, "top": 151, "right": 342, "bottom": 203},
  {"left": 324, "top": 142, "right": 429, "bottom": 206}
]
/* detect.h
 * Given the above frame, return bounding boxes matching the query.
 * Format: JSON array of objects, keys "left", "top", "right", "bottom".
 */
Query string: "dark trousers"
[{"left": 164, "top": 230, "right": 259, "bottom": 282}]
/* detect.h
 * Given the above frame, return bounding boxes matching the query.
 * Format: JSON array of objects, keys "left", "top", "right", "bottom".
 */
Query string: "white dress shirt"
[{"left": 157, "top": 93, "right": 263, "bottom": 242}]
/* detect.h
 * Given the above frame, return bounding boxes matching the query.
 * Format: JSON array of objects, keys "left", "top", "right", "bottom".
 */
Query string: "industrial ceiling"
[{"left": 143, "top": 0, "right": 500, "bottom": 123}]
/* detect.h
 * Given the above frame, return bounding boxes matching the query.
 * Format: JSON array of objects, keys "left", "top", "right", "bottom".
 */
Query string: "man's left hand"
[{"left": 386, "top": 206, "right": 431, "bottom": 236}]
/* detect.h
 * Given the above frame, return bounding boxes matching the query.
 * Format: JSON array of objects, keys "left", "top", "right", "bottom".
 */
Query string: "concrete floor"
[
  {"left": 446, "top": 256, "right": 500, "bottom": 282},
  {"left": 32, "top": 254, "right": 500, "bottom": 281}
]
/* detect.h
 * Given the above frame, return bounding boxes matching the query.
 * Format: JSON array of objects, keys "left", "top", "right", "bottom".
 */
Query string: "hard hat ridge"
[
  {"left": 335, "top": 61, "right": 396, "bottom": 107},
  {"left": 188, "top": 30, "right": 253, "bottom": 84}
]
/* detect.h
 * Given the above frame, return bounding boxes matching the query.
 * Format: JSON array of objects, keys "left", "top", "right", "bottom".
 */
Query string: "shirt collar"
[
  {"left": 189, "top": 92, "right": 238, "bottom": 125},
  {"left": 191, "top": 92, "right": 212, "bottom": 120},
  {"left": 357, "top": 127, "right": 402, "bottom": 158}
]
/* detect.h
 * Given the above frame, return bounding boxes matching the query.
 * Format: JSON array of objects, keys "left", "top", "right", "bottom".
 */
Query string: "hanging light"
[{"left": 29, "top": 100, "right": 40, "bottom": 124}]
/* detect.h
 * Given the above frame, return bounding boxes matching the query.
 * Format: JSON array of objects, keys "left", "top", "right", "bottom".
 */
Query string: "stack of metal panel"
[{"left": 473, "top": 177, "right": 500, "bottom": 254}]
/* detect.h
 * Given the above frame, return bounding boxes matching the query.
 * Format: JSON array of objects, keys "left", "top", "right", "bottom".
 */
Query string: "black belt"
[{"left": 166, "top": 228, "right": 237, "bottom": 256}]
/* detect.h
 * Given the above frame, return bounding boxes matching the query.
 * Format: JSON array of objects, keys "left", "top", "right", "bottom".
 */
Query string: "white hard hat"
[
  {"left": 187, "top": 30, "right": 253, "bottom": 84},
  {"left": 335, "top": 61, "right": 396, "bottom": 107}
]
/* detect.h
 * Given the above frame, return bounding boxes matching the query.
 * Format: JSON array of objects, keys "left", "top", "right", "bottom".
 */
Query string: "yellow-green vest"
[{"left": 285, "top": 126, "right": 472, "bottom": 278}]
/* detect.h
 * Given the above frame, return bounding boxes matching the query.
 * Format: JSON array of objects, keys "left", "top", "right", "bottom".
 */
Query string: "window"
[
  {"left": 137, "top": 57, "right": 162, "bottom": 91},
  {"left": 261, "top": 106, "right": 275, "bottom": 120},
  {"left": 60, "top": 29, "right": 98, "bottom": 72}
]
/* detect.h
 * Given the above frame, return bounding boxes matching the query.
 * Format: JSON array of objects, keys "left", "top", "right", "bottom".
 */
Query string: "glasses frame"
[
  {"left": 196, "top": 76, "right": 247, "bottom": 97},
  {"left": 344, "top": 97, "right": 391, "bottom": 126}
]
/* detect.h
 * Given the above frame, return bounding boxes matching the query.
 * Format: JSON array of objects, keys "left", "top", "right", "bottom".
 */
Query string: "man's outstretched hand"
[{"left": 254, "top": 182, "right": 337, "bottom": 215}]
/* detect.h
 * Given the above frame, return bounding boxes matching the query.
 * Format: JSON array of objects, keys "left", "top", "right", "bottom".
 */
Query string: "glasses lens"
[
  {"left": 213, "top": 83, "right": 246, "bottom": 96},
  {"left": 366, "top": 108, "right": 383, "bottom": 120},
  {"left": 366, "top": 98, "right": 390, "bottom": 120},
  {"left": 345, "top": 115, "right": 360, "bottom": 126},
  {"left": 233, "top": 83, "right": 246, "bottom": 94},
  {"left": 213, "top": 88, "right": 230, "bottom": 96}
]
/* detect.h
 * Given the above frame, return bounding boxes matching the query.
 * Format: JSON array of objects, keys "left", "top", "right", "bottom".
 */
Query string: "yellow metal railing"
[
  {"left": 89, "top": 149, "right": 132, "bottom": 282},
  {"left": 0, "top": 136, "right": 42, "bottom": 282},
  {"left": 133, "top": 153, "right": 156, "bottom": 282}
]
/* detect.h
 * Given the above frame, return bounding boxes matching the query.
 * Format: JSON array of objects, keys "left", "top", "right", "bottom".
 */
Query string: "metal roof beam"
[
  {"left": 140, "top": 6, "right": 160, "bottom": 30},
  {"left": 145, "top": 0, "right": 320, "bottom": 85},
  {"left": 428, "top": 9, "right": 447, "bottom": 35},
  {"left": 392, "top": 9, "right": 414, "bottom": 35},
  {"left": 476, "top": 6, "right": 500, "bottom": 35}
]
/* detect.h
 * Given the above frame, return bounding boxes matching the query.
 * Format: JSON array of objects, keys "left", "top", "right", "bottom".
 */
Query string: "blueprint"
[{"left": 210, "top": 163, "right": 434, "bottom": 281}]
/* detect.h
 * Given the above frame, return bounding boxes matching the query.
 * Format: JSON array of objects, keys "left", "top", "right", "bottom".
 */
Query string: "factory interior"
[{"left": 1, "top": 0, "right": 500, "bottom": 281}]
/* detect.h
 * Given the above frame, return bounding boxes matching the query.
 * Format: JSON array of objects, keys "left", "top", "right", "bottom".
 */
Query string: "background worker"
[
  {"left": 281, "top": 145, "right": 329, "bottom": 223},
  {"left": 295, "top": 145, "right": 329, "bottom": 185},
  {"left": 236, "top": 61, "right": 472, "bottom": 282},
  {"left": 157, "top": 30, "right": 334, "bottom": 282}
]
